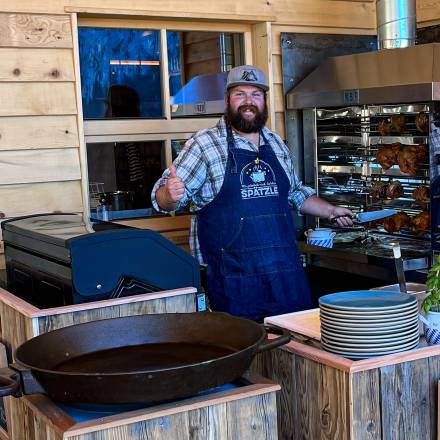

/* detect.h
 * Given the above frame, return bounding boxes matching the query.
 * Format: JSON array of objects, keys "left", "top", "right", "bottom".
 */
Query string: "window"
[
  {"left": 79, "top": 20, "right": 251, "bottom": 216},
  {"left": 79, "top": 28, "right": 162, "bottom": 119}
]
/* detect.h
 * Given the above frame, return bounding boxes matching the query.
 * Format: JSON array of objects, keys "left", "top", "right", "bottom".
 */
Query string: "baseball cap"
[{"left": 226, "top": 65, "right": 269, "bottom": 92}]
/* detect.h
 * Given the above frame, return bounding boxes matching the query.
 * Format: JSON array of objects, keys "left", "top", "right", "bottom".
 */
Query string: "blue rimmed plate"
[{"left": 319, "top": 290, "right": 417, "bottom": 311}]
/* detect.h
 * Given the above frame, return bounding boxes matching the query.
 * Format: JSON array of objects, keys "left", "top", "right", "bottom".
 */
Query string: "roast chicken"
[
  {"left": 397, "top": 144, "right": 428, "bottom": 175},
  {"left": 386, "top": 181, "right": 404, "bottom": 199},
  {"left": 369, "top": 180, "right": 403, "bottom": 199},
  {"left": 368, "top": 181, "right": 388, "bottom": 199},
  {"left": 383, "top": 212, "right": 411, "bottom": 234},
  {"left": 415, "top": 113, "right": 429, "bottom": 133},
  {"left": 376, "top": 143, "right": 402, "bottom": 170},
  {"left": 378, "top": 119, "right": 391, "bottom": 136},
  {"left": 391, "top": 115, "right": 406, "bottom": 134},
  {"left": 412, "top": 185, "right": 430, "bottom": 208},
  {"left": 410, "top": 211, "right": 430, "bottom": 235}
]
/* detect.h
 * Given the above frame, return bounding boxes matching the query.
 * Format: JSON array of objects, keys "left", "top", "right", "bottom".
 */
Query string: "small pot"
[
  {"left": 99, "top": 191, "right": 134, "bottom": 211},
  {"left": 304, "top": 228, "right": 336, "bottom": 248}
]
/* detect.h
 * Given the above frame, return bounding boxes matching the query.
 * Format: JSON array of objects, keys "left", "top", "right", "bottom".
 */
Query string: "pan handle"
[
  {"left": 0, "top": 368, "right": 21, "bottom": 397},
  {"left": 255, "top": 325, "right": 291, "bottom": 353}
]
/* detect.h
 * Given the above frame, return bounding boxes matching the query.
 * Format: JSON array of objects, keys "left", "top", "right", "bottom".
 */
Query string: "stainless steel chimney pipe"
[{"left": 376, "top": 0, "right": 416, "bottom": 49}]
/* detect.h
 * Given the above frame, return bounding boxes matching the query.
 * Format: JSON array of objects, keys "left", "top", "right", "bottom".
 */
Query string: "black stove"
[{"left": 2, "top": 213, "right": 201, "bottom": 308}]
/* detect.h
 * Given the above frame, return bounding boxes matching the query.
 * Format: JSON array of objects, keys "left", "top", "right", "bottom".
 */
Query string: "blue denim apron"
[{"left": 197, "top": 125, "right": 312, "bottom": 321}]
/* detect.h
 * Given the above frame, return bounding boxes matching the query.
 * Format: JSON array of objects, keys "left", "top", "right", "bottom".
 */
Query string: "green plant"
[{"left": 423, "top": 255, "right": 440, "bottom": 313}]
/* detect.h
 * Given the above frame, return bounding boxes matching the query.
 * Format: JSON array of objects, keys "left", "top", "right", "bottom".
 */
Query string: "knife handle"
[{"left": 330, "top": 214, "right": 356, "bottom": 224}]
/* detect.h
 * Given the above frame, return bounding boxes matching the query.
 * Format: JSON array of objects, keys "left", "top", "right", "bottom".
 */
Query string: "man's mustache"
[{"left": 238, "top": 105, "right": 258, "bottom": 113}]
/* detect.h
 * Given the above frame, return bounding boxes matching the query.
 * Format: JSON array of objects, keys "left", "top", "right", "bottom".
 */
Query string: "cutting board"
[{"left": 265, "top": 308, "right": 321, "bottom": 340}]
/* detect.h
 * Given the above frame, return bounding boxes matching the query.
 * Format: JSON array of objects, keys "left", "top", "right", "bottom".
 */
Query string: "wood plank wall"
[{"left": 0, "top": 12, "right": 84, "bottom": 271}]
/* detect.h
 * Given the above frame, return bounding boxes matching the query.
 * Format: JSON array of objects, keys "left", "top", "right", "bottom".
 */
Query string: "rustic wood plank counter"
[
  {"left": 252, "top": 309, "right": 440, "bottom": 440},
  {"left": 0, "top": 286, "right": 198, "bottom": 439},
  {"left": 13, "top": 373, "right": 280, "bottom": 440}
]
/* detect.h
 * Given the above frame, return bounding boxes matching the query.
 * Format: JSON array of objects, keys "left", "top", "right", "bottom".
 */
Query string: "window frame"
[{"left": 79, "top": 17, "right": 253, "bottom": 169}]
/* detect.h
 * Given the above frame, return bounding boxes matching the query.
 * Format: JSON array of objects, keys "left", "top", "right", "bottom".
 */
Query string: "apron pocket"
[
  {"left": 222, "top": 244, "right": 300, "bottom": 277},
  {"left": 224, "top": 213, "right": 293, "bottom": 250}
]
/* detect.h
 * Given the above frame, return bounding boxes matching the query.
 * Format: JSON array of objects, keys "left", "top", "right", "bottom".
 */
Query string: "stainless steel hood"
[
  {"left": 171, "top": 72, "right": 226, "bottom": 117},
  {"left": 286, "top": 43, "right": 440, "bottom": 109}
]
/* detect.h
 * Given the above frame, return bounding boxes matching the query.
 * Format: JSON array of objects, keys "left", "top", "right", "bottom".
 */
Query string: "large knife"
[{"left": 331, "top": 209, "right": 398, "bottom": 224}]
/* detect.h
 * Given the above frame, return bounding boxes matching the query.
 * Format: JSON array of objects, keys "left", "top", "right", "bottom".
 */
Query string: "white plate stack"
[{"left": 319, "top": 290, "right": 419, "bottom": 360}]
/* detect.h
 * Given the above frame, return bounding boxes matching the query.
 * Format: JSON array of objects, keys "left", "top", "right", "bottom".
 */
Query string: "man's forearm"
[
  {"left": 156, "top": 186, "right": 180, "bottom": 212},
  {"left": 299, "top": 195, "right": 335, "bottom": 220}
]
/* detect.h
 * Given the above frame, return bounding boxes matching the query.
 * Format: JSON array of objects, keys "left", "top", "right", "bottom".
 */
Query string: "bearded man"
[{"left": 152, "top": 65, "right": 353, "bottom": 322}]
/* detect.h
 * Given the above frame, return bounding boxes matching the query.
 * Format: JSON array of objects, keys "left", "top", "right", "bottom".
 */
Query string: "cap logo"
[{"left": 241, "top": 70, "right": 258, "bottom": 82}]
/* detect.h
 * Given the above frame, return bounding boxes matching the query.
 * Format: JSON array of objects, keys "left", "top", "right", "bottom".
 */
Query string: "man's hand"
[
  {"left": 156, "top": 165, "right": 185, "bottom": 211},
  {"left": 328, "top": 206, "right": 354, "bottom": 227},
  {"left": 165, "top": 166, "right": 185, "bottom": 204}
]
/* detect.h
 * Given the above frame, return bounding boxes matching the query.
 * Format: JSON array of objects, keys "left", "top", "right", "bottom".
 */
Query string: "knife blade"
[
  {"left": 331, "top": 209, "right": 397, "bottom": 224},
  {"left": 356, "top": 209, "right": 398, "bottom": 223}
]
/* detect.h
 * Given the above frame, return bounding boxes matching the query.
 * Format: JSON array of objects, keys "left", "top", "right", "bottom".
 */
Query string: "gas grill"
[{"left": 1, "top": 213, "right": 201, "bottom": 308}]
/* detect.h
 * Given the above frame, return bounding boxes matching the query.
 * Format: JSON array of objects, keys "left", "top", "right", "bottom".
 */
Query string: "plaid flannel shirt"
[{"left": 151, "top": 117, "right": 315, "bottom": 262}]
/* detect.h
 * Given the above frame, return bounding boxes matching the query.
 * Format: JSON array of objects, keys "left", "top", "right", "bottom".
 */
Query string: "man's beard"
[{"left": 224, "top": 103, "right": 268, "bottom": 133}]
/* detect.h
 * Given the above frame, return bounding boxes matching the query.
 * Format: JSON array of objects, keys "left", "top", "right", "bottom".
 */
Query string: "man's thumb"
[{"left": 169, "top": 165, "right": 177, "bottom": 178}]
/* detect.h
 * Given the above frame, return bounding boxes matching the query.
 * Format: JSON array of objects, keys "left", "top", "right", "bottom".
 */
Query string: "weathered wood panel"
[
  {"left": 428, "top": 355, "right": 440, "bottom": 439},
  {"left": 380, "top": 359, "right": 432, "bottom": 440},
  {"left": 273, "top": 54, "right": 282, "bottom": 84},
  {"left": 0, "top": 48, "right": 74, "bottom": 82},
  {"left": 271, "top": 0, "right": 375, "bottom": 28},
  {"left": 227, "top": 393, "right": 278, "bottom": 439},
  {"left": 275, "top": 112, "right": 285, "bottom": 139},
  {"left": 0, "top": 148, "right": 80, "bottom": 184},
  {"left": 1, "top": 1, "right": 379, "bottom": 30},
  {"left": 0, "top": 115, "right": 79, "bottom": 150},
  {"left": 252, "top": 348, "right": 348, "bottom": 439},
  {"left": 7, "top": 397, "right": 64, "bottom": 440},
  {"left": 19, "top": 388, "right": 277, "bottom": 440},
  {"left": 0, "top": 82, "right": 77, "bottom": 116},
  {"left": 0, "top": 300, "right": 34, "bottom": 358},
  {"left": 274, "top": 83, "right": 284, "bottom": 113},
  {"left": 0, "top": 13, "right": 72, "bottom": 48},
  {"left": 251, "top": 348, "right": 295, "bottom": 438},
  {"left": 188, "top": 402, "right": 228, "bottom": 438},
  {"left": 0, "top": 180, "right": 83, "bottom": 217},
  {"left": 350, "top": 369, "right": 382, "bottom": 439},
  {"left": 37, "top": 293, "right": 196, "bottom": 334}
]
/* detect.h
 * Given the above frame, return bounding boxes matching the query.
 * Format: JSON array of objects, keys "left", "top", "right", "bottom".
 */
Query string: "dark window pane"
[
  {"left": 167, "top": 31, "right": 244, "bottom": 117},
  {"left": 171, "top": 139, "right": 186, "bottom": 160},
  {"left": 79, "top": 28, "right": 162, "bottom": 119},
  {"left": 87, "top": 141, "right": 165, "bottom": 210}
]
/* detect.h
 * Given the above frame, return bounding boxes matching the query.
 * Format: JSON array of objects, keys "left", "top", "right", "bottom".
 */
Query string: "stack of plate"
[{"left": 319, "top": 290, "right": 419, "bottom": 360}]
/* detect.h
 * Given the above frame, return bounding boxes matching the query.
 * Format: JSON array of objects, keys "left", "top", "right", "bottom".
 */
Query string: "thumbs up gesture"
[{"left": 164, "top": 165, "right": 185, "bottom": 204}]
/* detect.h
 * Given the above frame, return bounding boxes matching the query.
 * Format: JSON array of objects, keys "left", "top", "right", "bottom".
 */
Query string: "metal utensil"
[
  {"left": 392, "top": 243, "right": 407, "bottom": 294},
  {"left": 331, "top": 209, "right": 397, "bottom": 224}
]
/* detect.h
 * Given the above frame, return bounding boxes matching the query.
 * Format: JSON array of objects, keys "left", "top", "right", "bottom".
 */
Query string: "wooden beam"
[
  {"left": 0, "top": 115, "right": 78, "bottom": 150},
  {"left": 0, "top": 82, "right": 77, "bottom": 116},
  {"left": 65, "top": 6, "right": 276, "bottom": 23},
  {"left": 0, "top": 48, "right": 74, "bottom": 81},
  {"left": 0, "top": 181, "right": 83, "bottom": 217},
  {"left": 0, "top": 13, "right": 72, "bottom": 48},
  {"left": 0, "top": 148, "right": 81, "bottom": 184}
]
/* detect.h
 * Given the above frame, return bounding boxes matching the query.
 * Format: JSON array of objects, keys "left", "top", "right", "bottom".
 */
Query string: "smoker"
[
  {"left": 1, "top": 213, "right": 202, "bottom": 308},
  {"left": 285, "top": 43, "right": 440, "bottom": 275}
]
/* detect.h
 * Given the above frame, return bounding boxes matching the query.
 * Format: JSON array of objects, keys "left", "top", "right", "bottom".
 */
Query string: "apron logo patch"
[{"left": 240, "top": 160, "right": 279, "bottom": 199}]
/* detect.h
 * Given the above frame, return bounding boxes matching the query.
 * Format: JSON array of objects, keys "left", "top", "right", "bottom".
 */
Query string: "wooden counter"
[
  {"left": 0, "top": 286, "right": 198, "bottom": 439},
  {"left": 12, "top": 373, "right": 279, "bottom": 440},
  {"left": 252, "top": 309, "right": 440, "bottom": 440}
]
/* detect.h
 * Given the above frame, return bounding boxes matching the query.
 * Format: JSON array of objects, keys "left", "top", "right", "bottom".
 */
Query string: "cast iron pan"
[{"left": 0, "top": 312, "right": 289, "bottom": 405}]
